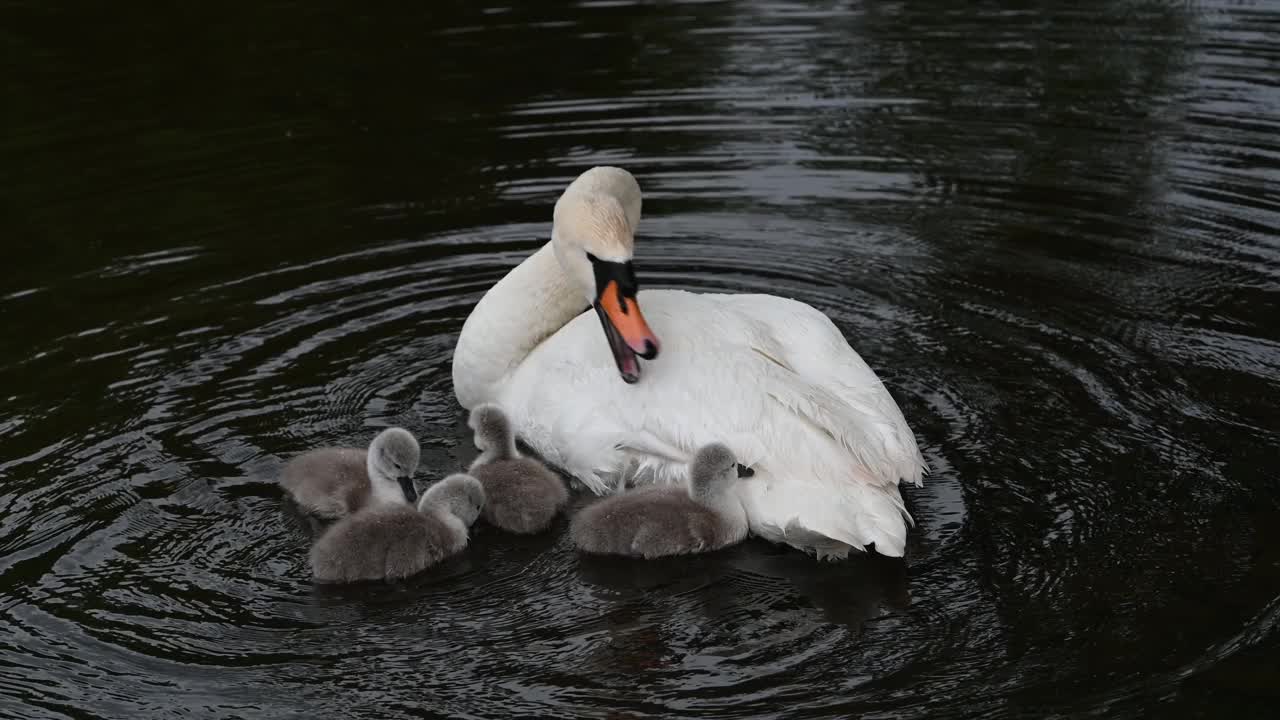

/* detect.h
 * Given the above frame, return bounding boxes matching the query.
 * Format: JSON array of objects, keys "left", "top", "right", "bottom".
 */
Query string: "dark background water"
[{"left": 3, "top": 1, "right": 1279, "bottom": 717}]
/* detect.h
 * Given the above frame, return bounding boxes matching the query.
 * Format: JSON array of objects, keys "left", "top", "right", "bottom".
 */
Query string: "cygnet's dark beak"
[
  {"left": 397, "top": 476, "right": 418, "bottom": 504},
  {"left": 736, "top": 463, "right": 755, "bottom": 478}
]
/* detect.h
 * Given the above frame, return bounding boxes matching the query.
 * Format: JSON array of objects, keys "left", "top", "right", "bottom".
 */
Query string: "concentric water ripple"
[{"left": 3, "top": 0, "right": 1280, "bottom": 717}]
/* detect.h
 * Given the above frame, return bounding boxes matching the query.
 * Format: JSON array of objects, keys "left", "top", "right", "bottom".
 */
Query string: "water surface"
[{"left": 3, "top": 1, "right": 1280, "bottom": 717}]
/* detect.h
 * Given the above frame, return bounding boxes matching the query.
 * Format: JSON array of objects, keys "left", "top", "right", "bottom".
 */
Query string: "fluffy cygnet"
[
  {"left": 466, "top": 403, "right": 568, "bottom": 534},
  {"left": 309, "top": 473, "right": 486, "bottom": 584},
  {"left": 279, "top": 427, "right": 421, "bottom": 519},
  {"left": 570, "top": 442, "right": 750, "bottom": 559}
]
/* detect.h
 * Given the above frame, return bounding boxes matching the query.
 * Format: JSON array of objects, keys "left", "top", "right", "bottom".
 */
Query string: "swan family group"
[{"left": 279, "top": 166, "right": 928, "bottom": 583}]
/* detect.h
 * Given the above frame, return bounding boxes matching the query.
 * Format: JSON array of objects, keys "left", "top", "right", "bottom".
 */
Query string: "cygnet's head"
[
  {"left": 468, "top": 403, "right": 515, "bottom": 458},
  {"left": 688, "top": 442, "right": 740, "bottom": 499},
  {"left": 368, "top": 427, "right": 421, "bottom": 504},
  {"left": 420, "top": 473, "right": 486, "bottom": 526}
]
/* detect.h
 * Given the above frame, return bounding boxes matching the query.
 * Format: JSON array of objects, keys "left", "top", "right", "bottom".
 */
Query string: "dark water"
[{"left": 3, "top": 1, "right": 1280, "bottom": 717}]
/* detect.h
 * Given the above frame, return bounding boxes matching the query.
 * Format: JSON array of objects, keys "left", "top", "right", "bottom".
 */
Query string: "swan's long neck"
[{"left": 452, "top": 241, "right": 585, "bottom": 409}]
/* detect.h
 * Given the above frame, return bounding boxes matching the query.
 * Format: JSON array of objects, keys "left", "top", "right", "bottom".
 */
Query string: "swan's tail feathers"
[
  {"left": 775, "top": 521, "right": 858, "bottom": 561},
  {"left": 854, "top": 482, "right": 914, "bottom": 554},
  {"left": 741, "top": 470, "right": 912, "bottom": 559},
  {"left": 809, "top": 480, "right": 910, "bottom": 557}
]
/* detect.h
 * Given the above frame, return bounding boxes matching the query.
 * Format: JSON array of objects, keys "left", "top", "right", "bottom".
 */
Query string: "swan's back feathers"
[{"left": 497, "top": 289, "right": 926, "bottom": 558}]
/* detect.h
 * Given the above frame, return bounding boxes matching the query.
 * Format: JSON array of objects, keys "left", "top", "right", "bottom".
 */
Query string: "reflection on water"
[{"left": 2, "top": 0, "right": 1279, "bottom": 717}]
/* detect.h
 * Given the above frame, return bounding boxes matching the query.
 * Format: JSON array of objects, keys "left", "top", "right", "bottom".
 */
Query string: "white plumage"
[{"left": 452, "top": 166, "right": 926, "bottom": 559}]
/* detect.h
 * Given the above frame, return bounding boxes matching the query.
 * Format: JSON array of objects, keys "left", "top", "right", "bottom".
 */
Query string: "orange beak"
[
  {"left": 588, "top": 256, "right": 661, "bottom": 383},
  {"left": 598, "top": 279, "right": 660, "bottom": 359}
]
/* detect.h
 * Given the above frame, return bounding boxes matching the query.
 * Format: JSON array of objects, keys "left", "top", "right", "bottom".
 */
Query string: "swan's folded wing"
[
  {"left": 758, "top": 365, "right": 900, "bottom": 486},
  {"left": 739, "top": 298, "right": 927, "bottom": 487}
]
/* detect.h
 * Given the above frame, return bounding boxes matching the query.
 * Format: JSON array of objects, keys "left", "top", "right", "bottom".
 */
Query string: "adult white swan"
[{"left": 451, "top": 166, "right": 927, "bottom": 558}]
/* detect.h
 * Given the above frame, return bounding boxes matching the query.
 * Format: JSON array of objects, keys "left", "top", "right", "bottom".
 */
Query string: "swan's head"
[
  {"left": 367, "top": 427, "right": 421, "bottom": 505},
  {"left": 421, "top": 473, "right": 486, "bottom": 526},
  {"left": 688, "top": 442, "right": 743, "bottom": 499},
  {"left": 552, "top": 166, "right": 661, "bottom": 384}
]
